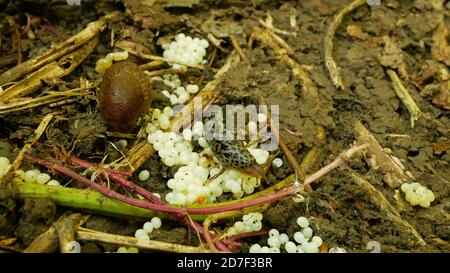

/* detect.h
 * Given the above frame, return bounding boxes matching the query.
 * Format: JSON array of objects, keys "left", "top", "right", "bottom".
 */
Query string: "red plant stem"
[
  {"left": 187, "top": 186, "right": 298, "bottom": 214},
  {"left": 106, "top": 169, "right": 133, "bottom": 178},
  {"left": 303, "top": 144, "right": 369, "bottom": 187},
  {"left": 66, "top": 155, "right": 298, "bottom": 215},
  {"left": 26, "top": 155, "right": 186, "bottom": 214}
]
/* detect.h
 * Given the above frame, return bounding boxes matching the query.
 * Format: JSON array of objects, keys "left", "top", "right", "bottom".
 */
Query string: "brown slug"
[{"left": 98, "top": 61, "right": 152, "bottom": 132}]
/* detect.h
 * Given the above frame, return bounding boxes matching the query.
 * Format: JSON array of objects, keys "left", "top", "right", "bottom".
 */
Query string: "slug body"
[
  {"left": 98, "top": 61, "right": 152, "bottom": 132},
  {"left": 209, "top": 139, "right": 269, "bottom": 183}
]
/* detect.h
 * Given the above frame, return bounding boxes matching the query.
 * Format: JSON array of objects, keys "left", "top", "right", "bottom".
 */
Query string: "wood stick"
[
  {"left": 324, "top": 0, "right": 366, "bottom": 90},
  {"left": 77, "top": 227, "right": 209, "bottom": 253},
  {"left": 386, "top": 69, "right": 422, "bottom": 128},
  {"left": 0, "top": 36, "right": 98, "bottom": 102}
]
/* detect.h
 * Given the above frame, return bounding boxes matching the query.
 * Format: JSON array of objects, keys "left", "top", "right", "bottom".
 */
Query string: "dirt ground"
[{"left": 0, "top": 0, "right": 449, "bottom": 253}]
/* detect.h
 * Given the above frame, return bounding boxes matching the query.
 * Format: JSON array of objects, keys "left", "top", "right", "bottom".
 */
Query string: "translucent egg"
[
  {"left": 296, "top": 216, "right": 309, "bottom": 228},
  {"left": 260, "top": 246, "right": 271, "bottom": 253},
  {"left": 285, "top": 241, "right": 297, "bottom": 253},
  {"left": 311, "top": 236, "right": 323, "bottom": 247},
  {"left": 134, "top": 229, "right": 147, "bottom": 240},
  {"left": 143, "top": 222, "right": 154, "bottom": 234},
  {"left": 278, "top": 233, "right": 289, "bottom": 244},
  {"left": 151, "top": 217, "right": 162, "bottom": 229},
  {"left": 269, "top": 229, "right": 280, "bottom": 238},
  {"left": 294, "top": 232, "right": 306, "bottom": 244},
  {"left": 0, "top": 157, "right": 10, "bottom": 168},
  {"left": 117, "top": 247, "right": 128, "bottom": 253},
  {"left": 24, "top": 169, "right": 38, "bottom": 183},
  {"left": 186, "top": 84, "right": 199, "bottom": 94},
  {"left": 36, "top": 173, "right": 51, "bottom": 184},
  {"left": 272, "top": 158, "right": 283, "bottom": 168},
  {"left": 47, "top": 180, "right": 60, "bottom": 186},
  {"left": 302, "top": 227, "right": 313, "bottom": 239},
  {"left": 268, "top": 236, "right": 281, "bottom": 248},
  {"left": 249, "top": 244, "right": 261, "bottom": 253},
  {"left": 138, "top": 170, "right": 150, "bottom": 181},
  {"left": 302, "top": 242, "right": 319, "bottom": 253},
  {"left": 182, "top": 129, "right": 193, "bottom": 141}
]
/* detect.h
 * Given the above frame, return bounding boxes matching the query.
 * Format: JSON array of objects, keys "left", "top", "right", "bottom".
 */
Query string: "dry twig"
[
  {"left": 0, "top": 36, "right": 99, "bottom": 102},
  {"left": 77, "top": 227, "right": 209, "bottom": 253},
  {"left": 324, "top": 0, "right": 366, "bottom": 90},
  {"left": 0, "top": 11, "right": 120, "bottom": 86},
  {"left": 386, "top": 69, "right": 422, "bottom": 128}
]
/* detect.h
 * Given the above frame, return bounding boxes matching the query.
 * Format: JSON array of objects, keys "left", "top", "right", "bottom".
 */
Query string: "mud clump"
[{"left": 15, "top": 198, "right": 56, "bottom": 246}]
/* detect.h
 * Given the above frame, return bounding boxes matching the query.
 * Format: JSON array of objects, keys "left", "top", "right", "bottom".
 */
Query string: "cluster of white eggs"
[
  {"left": 148, "top": 130, "right": 199, "bottom": 167},
  {"left": 401, "top": 182, "right": 435, "bottom": 208},
  {"left": 166, "top": 162, "right": 213, "bottom": 205},
  {"left": 20, "top": 168, "right": 61, "bottom": 186},
  {"left": 95, "top": 51, "right": 129, "bottom": 73},
  {"left": 224, "top": 213, "right": 263, "bottom": 237},
  {"left": 249, "top": 217, "right": 323, "bottom": 253},
  {"left": 148, "top": 107, "right": 174, "bottom": 131},
  {"left": 160, "top": 74, "right": 200, "bottom": 105},
  {"left": 162, "top": 33, "right": 209, "bottom": 69},
  {"left": 212, "top": 169, "right": 260, "bottom": 199},
  {"left": 0, "top": 157, "right": 60, "bottom": 186},
  {"left": 134, "top": 217, "right": 162, "bottom": 241},
  {"left": 166, "top": 163, "right": 264, "bottom": 205}
]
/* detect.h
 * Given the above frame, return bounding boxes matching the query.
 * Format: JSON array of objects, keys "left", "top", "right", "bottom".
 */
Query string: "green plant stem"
[{"left": 13, "top": 181, "right": 176, "bottom": 220}]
